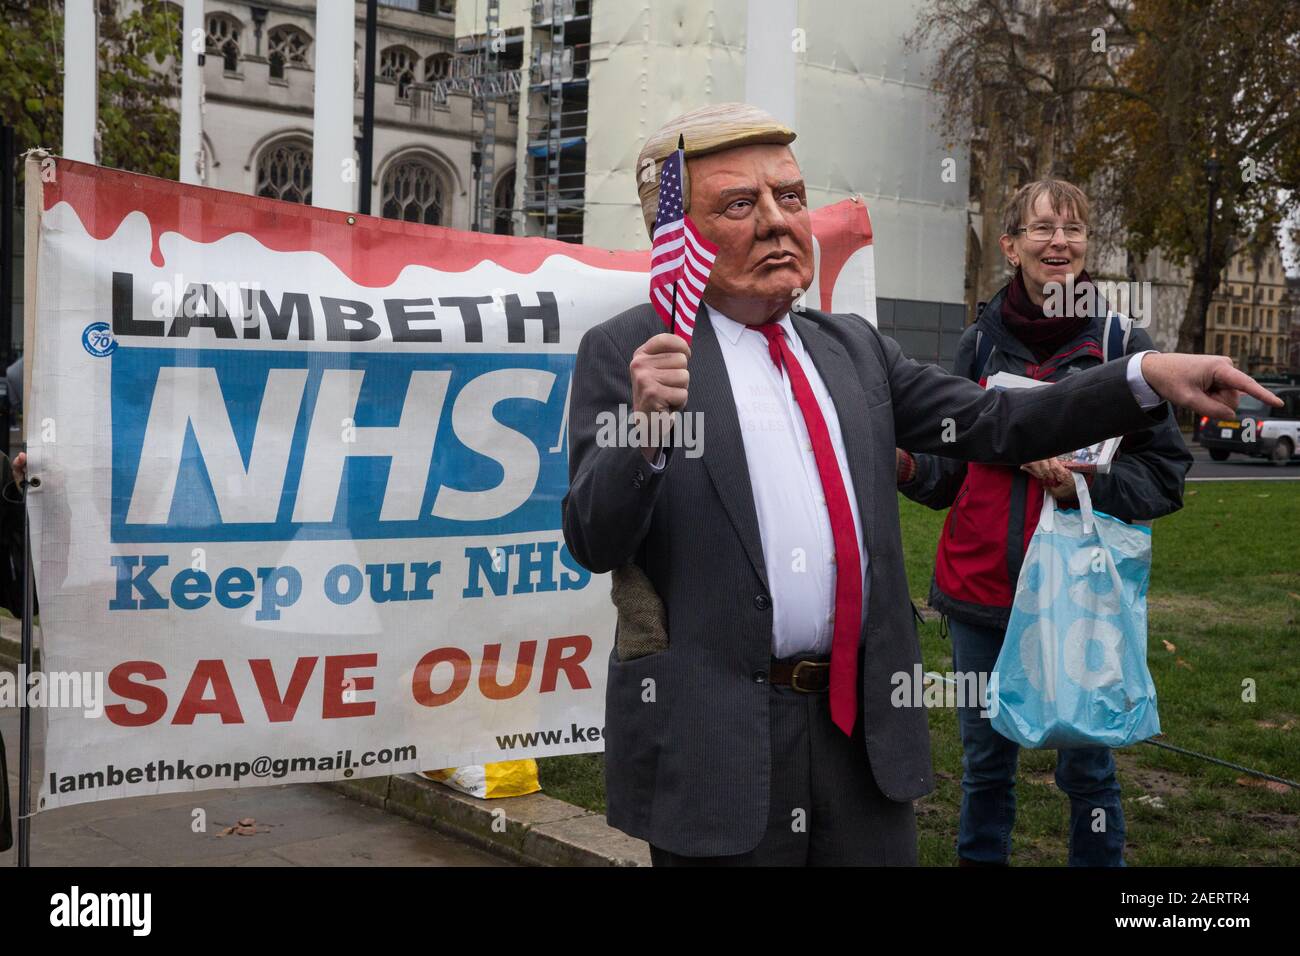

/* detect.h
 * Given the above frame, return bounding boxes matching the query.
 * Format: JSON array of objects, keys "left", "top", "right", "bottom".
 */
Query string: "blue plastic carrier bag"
[{"left": 991, "top": 472, "right": 1161, "bottom": 749}]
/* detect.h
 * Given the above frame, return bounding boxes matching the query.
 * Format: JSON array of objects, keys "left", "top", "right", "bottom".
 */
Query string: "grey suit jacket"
[{"left": 561, "top": 302, "right": 1168, "bottom": 857}]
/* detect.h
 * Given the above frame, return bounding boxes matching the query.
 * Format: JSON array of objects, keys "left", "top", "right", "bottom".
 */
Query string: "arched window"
[
  {"left": 380, "top": 46, "right": 417, "bottom": 101},
  {"left": 382, "top": 157, "right": 447, "bottom": 225},
  {"left": 268, "top": 25, "right": 312, "bottom": 80},
  {"left": 493, "top": 169, "right": 515, "bottom": 235},
  {"left": 424, "top": 51, "right": 453, "bottom": 82},
  {"left": 205, "top": 13, "right": 242, "bottom": 72},
  {"left": 256, "top": 138, "right": 313, "bottom": 205}
]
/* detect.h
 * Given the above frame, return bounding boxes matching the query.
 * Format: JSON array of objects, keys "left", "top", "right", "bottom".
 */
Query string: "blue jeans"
[{"left": 948, "top": 616, "right": 1126, "bottom": 866}]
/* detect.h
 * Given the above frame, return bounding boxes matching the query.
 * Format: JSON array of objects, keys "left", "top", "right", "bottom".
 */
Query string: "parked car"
[{"left": 1197, "top": 387, "right": 1300, "bottom": 464}]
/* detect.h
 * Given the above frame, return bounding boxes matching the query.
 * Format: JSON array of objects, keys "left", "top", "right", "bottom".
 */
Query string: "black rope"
[{"left": 1139, "top": 738, "right": 1299, "bottom": 790}]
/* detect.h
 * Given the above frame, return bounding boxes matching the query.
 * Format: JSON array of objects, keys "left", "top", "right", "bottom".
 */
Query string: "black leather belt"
[{"left": 769, "top": 657, "right": 830, "bottom": 692}]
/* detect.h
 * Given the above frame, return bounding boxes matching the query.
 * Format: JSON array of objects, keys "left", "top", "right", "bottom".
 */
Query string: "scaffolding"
[
  {"left": 410, "top": 1, "right": 524, "bottom": 234},
  {"left": 472, "top": 0, "right": 501, "bottom": 232},
  {"left": 525, "top": 0, "right": 591, "bottom": 242}
]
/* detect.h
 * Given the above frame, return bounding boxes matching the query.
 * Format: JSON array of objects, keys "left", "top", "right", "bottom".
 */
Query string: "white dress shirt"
[
  {"left": 648, "top": 309, "right": 1165, "bottom": 658},
  {"left": 701, "top": 303, "right": 867, "bottom": 658},
  {"left": 1126, "top": 351, "right": 1161, "bottom": 408}
]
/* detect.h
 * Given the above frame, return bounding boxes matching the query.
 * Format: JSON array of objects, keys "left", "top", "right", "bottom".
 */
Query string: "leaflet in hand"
[{"left": 984, "top": 371, "right": 1121, "bottom": 473}]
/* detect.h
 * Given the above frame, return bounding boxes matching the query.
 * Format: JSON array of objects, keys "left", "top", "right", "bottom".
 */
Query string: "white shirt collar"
[{"left": 706, "top": 302, "right": 796, "bottom": 345}]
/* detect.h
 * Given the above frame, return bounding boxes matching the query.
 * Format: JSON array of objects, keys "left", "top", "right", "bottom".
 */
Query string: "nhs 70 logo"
[
  {"left": 110, "top": 348, "right": 573, "bottom": 542},
  {"left": 83, "top": 321, "right": 118, "bottom": 356}
]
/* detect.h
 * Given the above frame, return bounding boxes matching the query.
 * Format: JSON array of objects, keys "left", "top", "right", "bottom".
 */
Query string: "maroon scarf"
[{"left": 1000, "top": 268, "right": 1095, "bottom": 362}]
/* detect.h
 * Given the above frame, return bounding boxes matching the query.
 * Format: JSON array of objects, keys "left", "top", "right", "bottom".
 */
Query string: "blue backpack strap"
[
  {"left": 974, "top": 327, "right": 995, "bottom": 382},
  {"left": 1102, "top": 311, "right": 1132, "bottom": 363}
]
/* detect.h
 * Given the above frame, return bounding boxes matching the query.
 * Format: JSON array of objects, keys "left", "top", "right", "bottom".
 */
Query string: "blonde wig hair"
[{"left": 635, "top": 102, "right": 797, "bottom": 238}]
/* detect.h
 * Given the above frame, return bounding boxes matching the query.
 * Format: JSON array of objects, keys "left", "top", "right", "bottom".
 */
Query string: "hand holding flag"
[{"left": 649, "top": 135, "right": 718, "bottom": 344}]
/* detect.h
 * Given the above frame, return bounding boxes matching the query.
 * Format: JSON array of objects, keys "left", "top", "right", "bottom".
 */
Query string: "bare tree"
[{"left": 909, "top": 0, "right": 1131, "bottom": 308}]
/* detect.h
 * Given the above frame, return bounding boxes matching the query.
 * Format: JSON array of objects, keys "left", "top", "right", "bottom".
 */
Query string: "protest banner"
[{"left": 23, "top": 156, "right": 876, "bottom": 808}]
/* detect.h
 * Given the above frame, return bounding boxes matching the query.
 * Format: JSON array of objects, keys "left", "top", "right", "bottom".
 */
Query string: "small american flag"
[{"left": 649, "top": 137, "right": 718, "bottom": 343}]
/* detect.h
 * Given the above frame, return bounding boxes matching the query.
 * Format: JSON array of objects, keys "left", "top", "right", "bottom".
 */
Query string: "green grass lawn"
[{"left": 541, "top": 480, "right": 1300, "bottom": 865}]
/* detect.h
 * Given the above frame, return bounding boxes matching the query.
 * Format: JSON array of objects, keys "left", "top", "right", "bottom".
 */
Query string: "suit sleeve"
[
  {"left": 869, "top": 320, "right": 1171, "bottom": 465},
  {"left": 561, "top": 324, "right": 671, "bottom": 574},
  {"left": 1085, "top": 327, "right": 1192, "bottom": 521},
  {"left": 896, "top": 326, "right": 975, "bottom": 510}
]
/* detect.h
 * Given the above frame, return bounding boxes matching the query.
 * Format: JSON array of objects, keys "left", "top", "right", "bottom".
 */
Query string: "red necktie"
[{"left": 752, "top": 322, "right": 863, "bottom": 736}]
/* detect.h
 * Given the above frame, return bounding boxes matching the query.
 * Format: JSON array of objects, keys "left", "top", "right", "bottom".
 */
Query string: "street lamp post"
[
  {"left": 471, "top": 147, "right": 482, "bottom": 232},
  {"left": 1199, "top": 152, "right": 1223, "bottom": 355},
  {"left": 357, "top": 0, "right": 378, "bottom": 216}
]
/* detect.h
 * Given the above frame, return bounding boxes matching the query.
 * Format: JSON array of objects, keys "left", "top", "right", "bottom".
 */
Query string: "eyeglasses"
[{"left": 1012, "top": 222, "right": 1088, "bottom": 242}]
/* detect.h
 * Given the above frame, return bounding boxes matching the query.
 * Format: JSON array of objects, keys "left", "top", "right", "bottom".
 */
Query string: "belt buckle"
[{"left": 790, "top": 659, "right": 827, "bottom": 693}]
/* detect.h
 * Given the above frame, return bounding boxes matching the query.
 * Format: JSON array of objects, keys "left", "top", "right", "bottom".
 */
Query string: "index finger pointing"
[{"left": 1218, "top": 367, "right": 1282, "bottom": 408}]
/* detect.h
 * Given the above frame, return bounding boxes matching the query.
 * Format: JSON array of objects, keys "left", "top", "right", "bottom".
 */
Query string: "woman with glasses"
[{"left": 895, "top": 179, "right": 1192, "bottom": 867}]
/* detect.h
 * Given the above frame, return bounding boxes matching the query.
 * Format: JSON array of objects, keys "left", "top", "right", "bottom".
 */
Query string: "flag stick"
[{"left": 672, "top": 134, "right": 684, "bottom": 335}]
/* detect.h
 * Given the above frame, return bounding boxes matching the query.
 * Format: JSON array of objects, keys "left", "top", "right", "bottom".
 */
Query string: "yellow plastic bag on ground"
[{"left": 423, "top": 760, "right": 541, "bottom": 799}]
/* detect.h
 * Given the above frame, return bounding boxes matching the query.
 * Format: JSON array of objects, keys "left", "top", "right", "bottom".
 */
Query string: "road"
[{"left": 1184, "top": 440, "right": 1300, "bottom": 480}]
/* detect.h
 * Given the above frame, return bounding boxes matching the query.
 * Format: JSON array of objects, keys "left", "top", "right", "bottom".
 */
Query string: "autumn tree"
[
  {"left": 0, "top": 0, "right": 182, "bottom": 179},
  {"left": 1072, "top": 0, "right": 1300, "bottom": 351},
  {"left": 912, "top": 0, "right": 1300, "bottom": 352}
]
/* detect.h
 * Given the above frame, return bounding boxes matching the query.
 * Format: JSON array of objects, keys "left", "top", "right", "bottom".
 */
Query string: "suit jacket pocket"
[
  {"left": 604, "top": 644, "right": 671, "bottom": 826},
  {"left": 863, "top": 380, "right": 891, "bottom": 409},
  {"left": 610, "top": 563, "right": 669, "bottom": 661}
]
